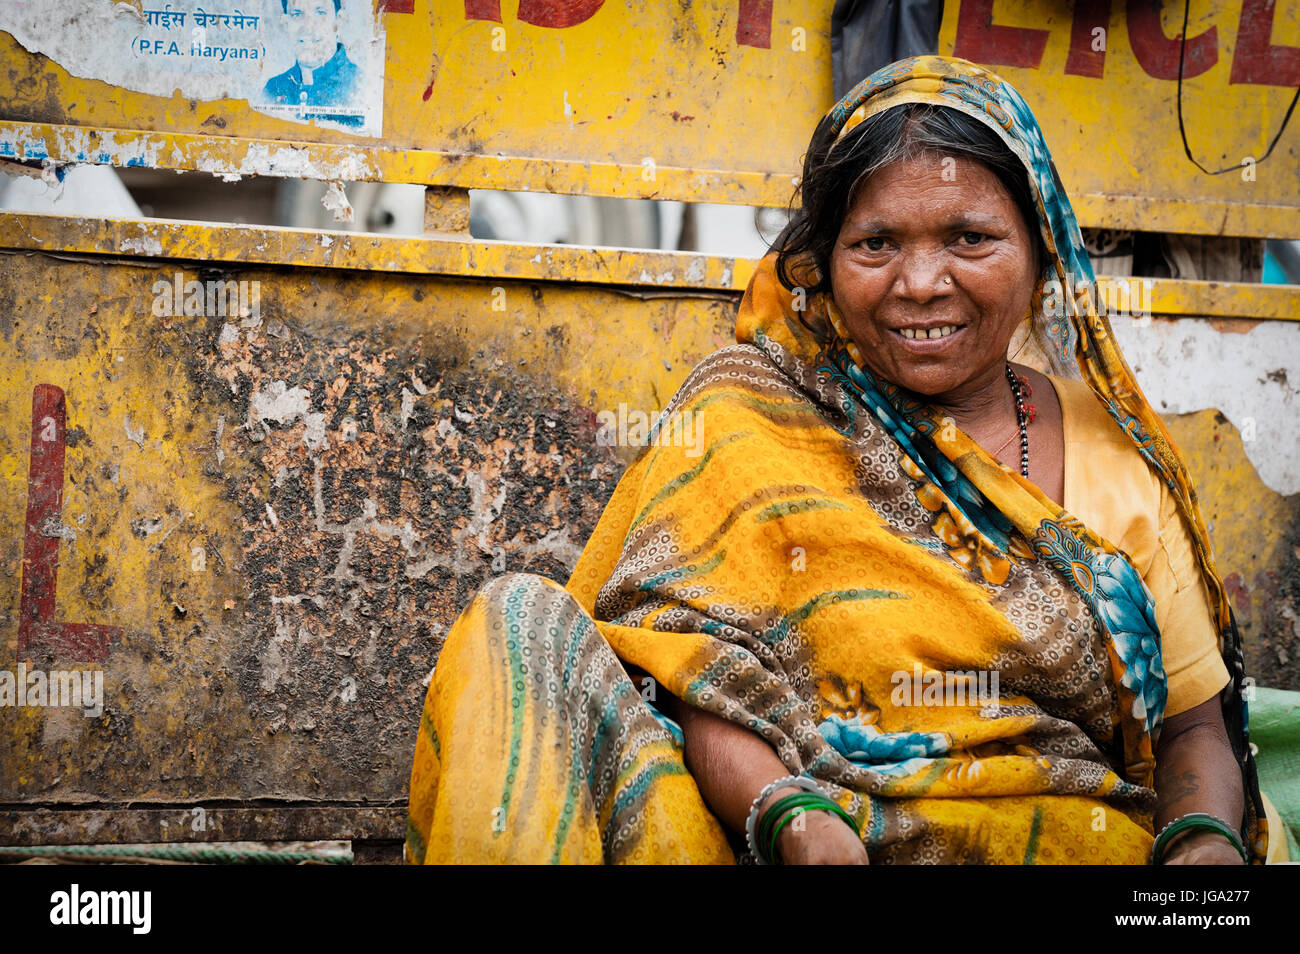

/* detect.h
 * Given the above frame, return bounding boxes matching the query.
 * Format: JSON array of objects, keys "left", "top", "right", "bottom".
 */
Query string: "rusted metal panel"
[
  {"left": 0, "top": 248, "right": 737, "bottom": 822},
  {"left": 2, "top": 2, "right": 1298, "bottom": 235}
]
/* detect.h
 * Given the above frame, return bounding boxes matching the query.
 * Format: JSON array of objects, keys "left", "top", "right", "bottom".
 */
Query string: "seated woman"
[{"left": 405, "top": 55, "right": 1267, "bottom": 864}]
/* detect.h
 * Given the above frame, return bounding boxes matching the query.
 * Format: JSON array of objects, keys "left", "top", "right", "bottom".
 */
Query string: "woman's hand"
[
  {"left": 1159, "top": 830, "right": 1246, "bottom": 866},
  {"left": 774, "top": 808, "right": 870, "bottom": 865}
]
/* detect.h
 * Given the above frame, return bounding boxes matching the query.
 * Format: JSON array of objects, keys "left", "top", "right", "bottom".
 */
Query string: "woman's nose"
[{"left": 891, "top": 248, "right": 952, "bottom": 302}]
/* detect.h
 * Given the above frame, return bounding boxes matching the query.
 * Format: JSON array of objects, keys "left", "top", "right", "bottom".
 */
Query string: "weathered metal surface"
[
  {"left": 423, "top": 186, "right": 470, "bottom": 236},
  {"left": 2, "top": 1, "right": 1298, "bottom": 235},
  {"left": 0, "top": 119, "right": 800, "bottom": 207},
  {"left": 0, "top": 807, "right": 403, "bottom": 846},
  {"left": 1167, "top": 409, "right": 1300, "bottom": 690},
  {"left": 0, "top": 248, "right": 736, "bottom": 820},
  {"left": 0, "top": 1, "right": 828, "bottom": 208},
  {"left": 0, "top": 213, "right": 755, "bottom": 291},
  {"left": 1112, "top": 314, "right": 1300, "bottom": 496},
  {"left": 1143, "top": 279, "right": 1300, "bottom": 323}
]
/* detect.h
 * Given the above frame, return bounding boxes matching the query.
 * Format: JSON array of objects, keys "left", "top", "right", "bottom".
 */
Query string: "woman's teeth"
[{"left": 899, "top": 325, "right": 960, "bottom": 340}]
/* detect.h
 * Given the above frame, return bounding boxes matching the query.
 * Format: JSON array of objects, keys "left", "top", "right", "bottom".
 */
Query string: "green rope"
[{"left": 0, "top": 843, "right": 353, "bottom": 865}]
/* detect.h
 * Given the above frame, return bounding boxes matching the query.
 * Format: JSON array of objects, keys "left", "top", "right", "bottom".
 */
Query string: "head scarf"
[{"left": 738, "top": 54, "right": 1264, "bottom": 859}]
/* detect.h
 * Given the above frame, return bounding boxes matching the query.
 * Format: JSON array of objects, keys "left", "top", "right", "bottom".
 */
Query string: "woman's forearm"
[
  {"left": 658, "top": 690, "right": 870, "bottom": 863},
  {"left": 666, "top": 695, "right": 796, "bottom": 834},
  {"left": 1154, "top": 695, "right": 1244, "bottom": 851}
]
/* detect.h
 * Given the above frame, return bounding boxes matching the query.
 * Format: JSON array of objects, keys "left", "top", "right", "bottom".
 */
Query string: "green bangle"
[
  {"left": 756, "top": 793, "right": 820, "bottom": 862},
  {"left": 1151, "top": 813, "right": 1249, "bottom": 864},
  {"left": 758, "top": 792, "right": 860, "bottom": 864},
  {"left": 762, "top": 794, "right": 829, "bottom": 862}
]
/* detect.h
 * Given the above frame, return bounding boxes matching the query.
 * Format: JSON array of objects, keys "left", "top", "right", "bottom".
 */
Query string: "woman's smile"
[{"left": 891, "top": 322, "right": 967, "bottom": 345}]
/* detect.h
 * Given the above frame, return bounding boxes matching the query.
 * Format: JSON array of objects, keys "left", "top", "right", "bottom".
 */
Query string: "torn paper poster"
[{"left": 0, "top": 0, "right": 385, "bottom": 138}]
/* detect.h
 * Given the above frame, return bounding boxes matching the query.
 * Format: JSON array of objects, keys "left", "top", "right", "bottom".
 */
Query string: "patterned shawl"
[{"left": 565, "top": 55, "right": 1265, "bottom": 863}]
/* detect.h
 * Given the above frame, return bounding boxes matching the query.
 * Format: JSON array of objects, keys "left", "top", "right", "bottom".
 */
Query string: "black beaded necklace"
[{"left": 1005, "top": 363, "right": 1031, "bottom": 478}]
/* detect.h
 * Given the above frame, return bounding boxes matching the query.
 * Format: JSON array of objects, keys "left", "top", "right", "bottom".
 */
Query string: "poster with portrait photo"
[{"left": 251, "top": 0, "right": 384, "bottom": 136}]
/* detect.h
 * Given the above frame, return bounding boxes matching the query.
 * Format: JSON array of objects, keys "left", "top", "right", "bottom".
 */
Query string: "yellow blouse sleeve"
[
  {"left": 1049, "top": 373, "right": 1228, "bottom": 719},
  {"left": 1146, "top": 479, "right": 1230, "bottom": 717}
]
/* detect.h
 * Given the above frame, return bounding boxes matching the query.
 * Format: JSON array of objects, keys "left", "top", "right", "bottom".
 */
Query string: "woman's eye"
[
  {"left": 861, "top": 237, "right": 887, "bottom": 251},
  {"left": 960, "top": 231, "right": 985, "bottom": 246}
]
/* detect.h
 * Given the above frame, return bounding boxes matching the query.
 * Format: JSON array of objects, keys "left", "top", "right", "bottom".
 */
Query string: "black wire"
[{"left": 1176, "top": 0, "right": 1300, "bottom": 175}]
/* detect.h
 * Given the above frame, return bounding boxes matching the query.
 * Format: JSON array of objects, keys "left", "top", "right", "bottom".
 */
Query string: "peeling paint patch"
[
  {"left": 118, "top": 236, "right": 162, "bottom": 256},
  {"left": 0, "top": 124, "right": 162, "bottom": 170},
  {"left": 1, "top": 121, "right": 383, "bottom": 189},
  {"left": 249, "top": 380, "right": 327, "bottom": 451},
  {"left": 399, "top": 387, "right": 416, "bottom": 431},
  {"left": 40, "top": 514, "right": 77, "bottom": 546},
  {"left": 322, "top": 182, "right": 354, "bottom": 223},
  {"left": 1112, "top": 314, "right": 1300, "bottom": 494},
  {"left": 123, "top": 413, "right": 145, "bottom": 449},
  {"left": 194, "top": 142, "right": 378, "bottom": 184}
]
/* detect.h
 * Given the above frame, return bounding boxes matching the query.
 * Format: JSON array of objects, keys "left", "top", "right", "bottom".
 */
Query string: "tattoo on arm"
[{"left": 1163, "top": 769, "right": 1201, "bottom": 802}]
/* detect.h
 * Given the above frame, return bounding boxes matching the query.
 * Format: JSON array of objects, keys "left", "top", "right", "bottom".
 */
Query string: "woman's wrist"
[
  {"left": 1151, "top": 812, "right": 1248, "bottom": 864},
  {"left": 745, "top": 775, "right": 821, "bottom": 861},
  {"left": 1158, "top": 828, "right": 1246, "bottom": 865},
  {"left": 757, "top": 785, "right": 806, "bottom": 820},
  {"left": 746, "top": 776, "right": 861, "bottom": 864}
]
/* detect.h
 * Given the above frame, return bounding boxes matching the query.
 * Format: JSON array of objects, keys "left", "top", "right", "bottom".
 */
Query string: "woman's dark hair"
[{"left": 773, "top": 102, "right": 1049, "bottom": 296}]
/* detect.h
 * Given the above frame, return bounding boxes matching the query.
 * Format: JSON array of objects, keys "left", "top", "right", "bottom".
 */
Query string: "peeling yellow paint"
[{"left": 0, "top": 212, "right": 756, "bottom": 292}]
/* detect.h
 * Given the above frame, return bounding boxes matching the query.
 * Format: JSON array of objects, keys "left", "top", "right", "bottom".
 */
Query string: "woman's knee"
[
  {"left": 451, "top": 571, "right": 603, "bottom": 674},
  {"left": 474, "top": 572, "right": 586, "bottom": 633}
]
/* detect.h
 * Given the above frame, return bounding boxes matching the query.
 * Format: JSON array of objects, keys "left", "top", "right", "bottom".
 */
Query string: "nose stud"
[{"left": 943, "top": 277, "right": 952, "bottom": 285}]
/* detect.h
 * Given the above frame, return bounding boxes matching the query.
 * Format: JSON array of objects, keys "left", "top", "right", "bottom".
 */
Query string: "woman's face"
[{"left": 829, "top": 152, "right": 1040, "bottom": 402}]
